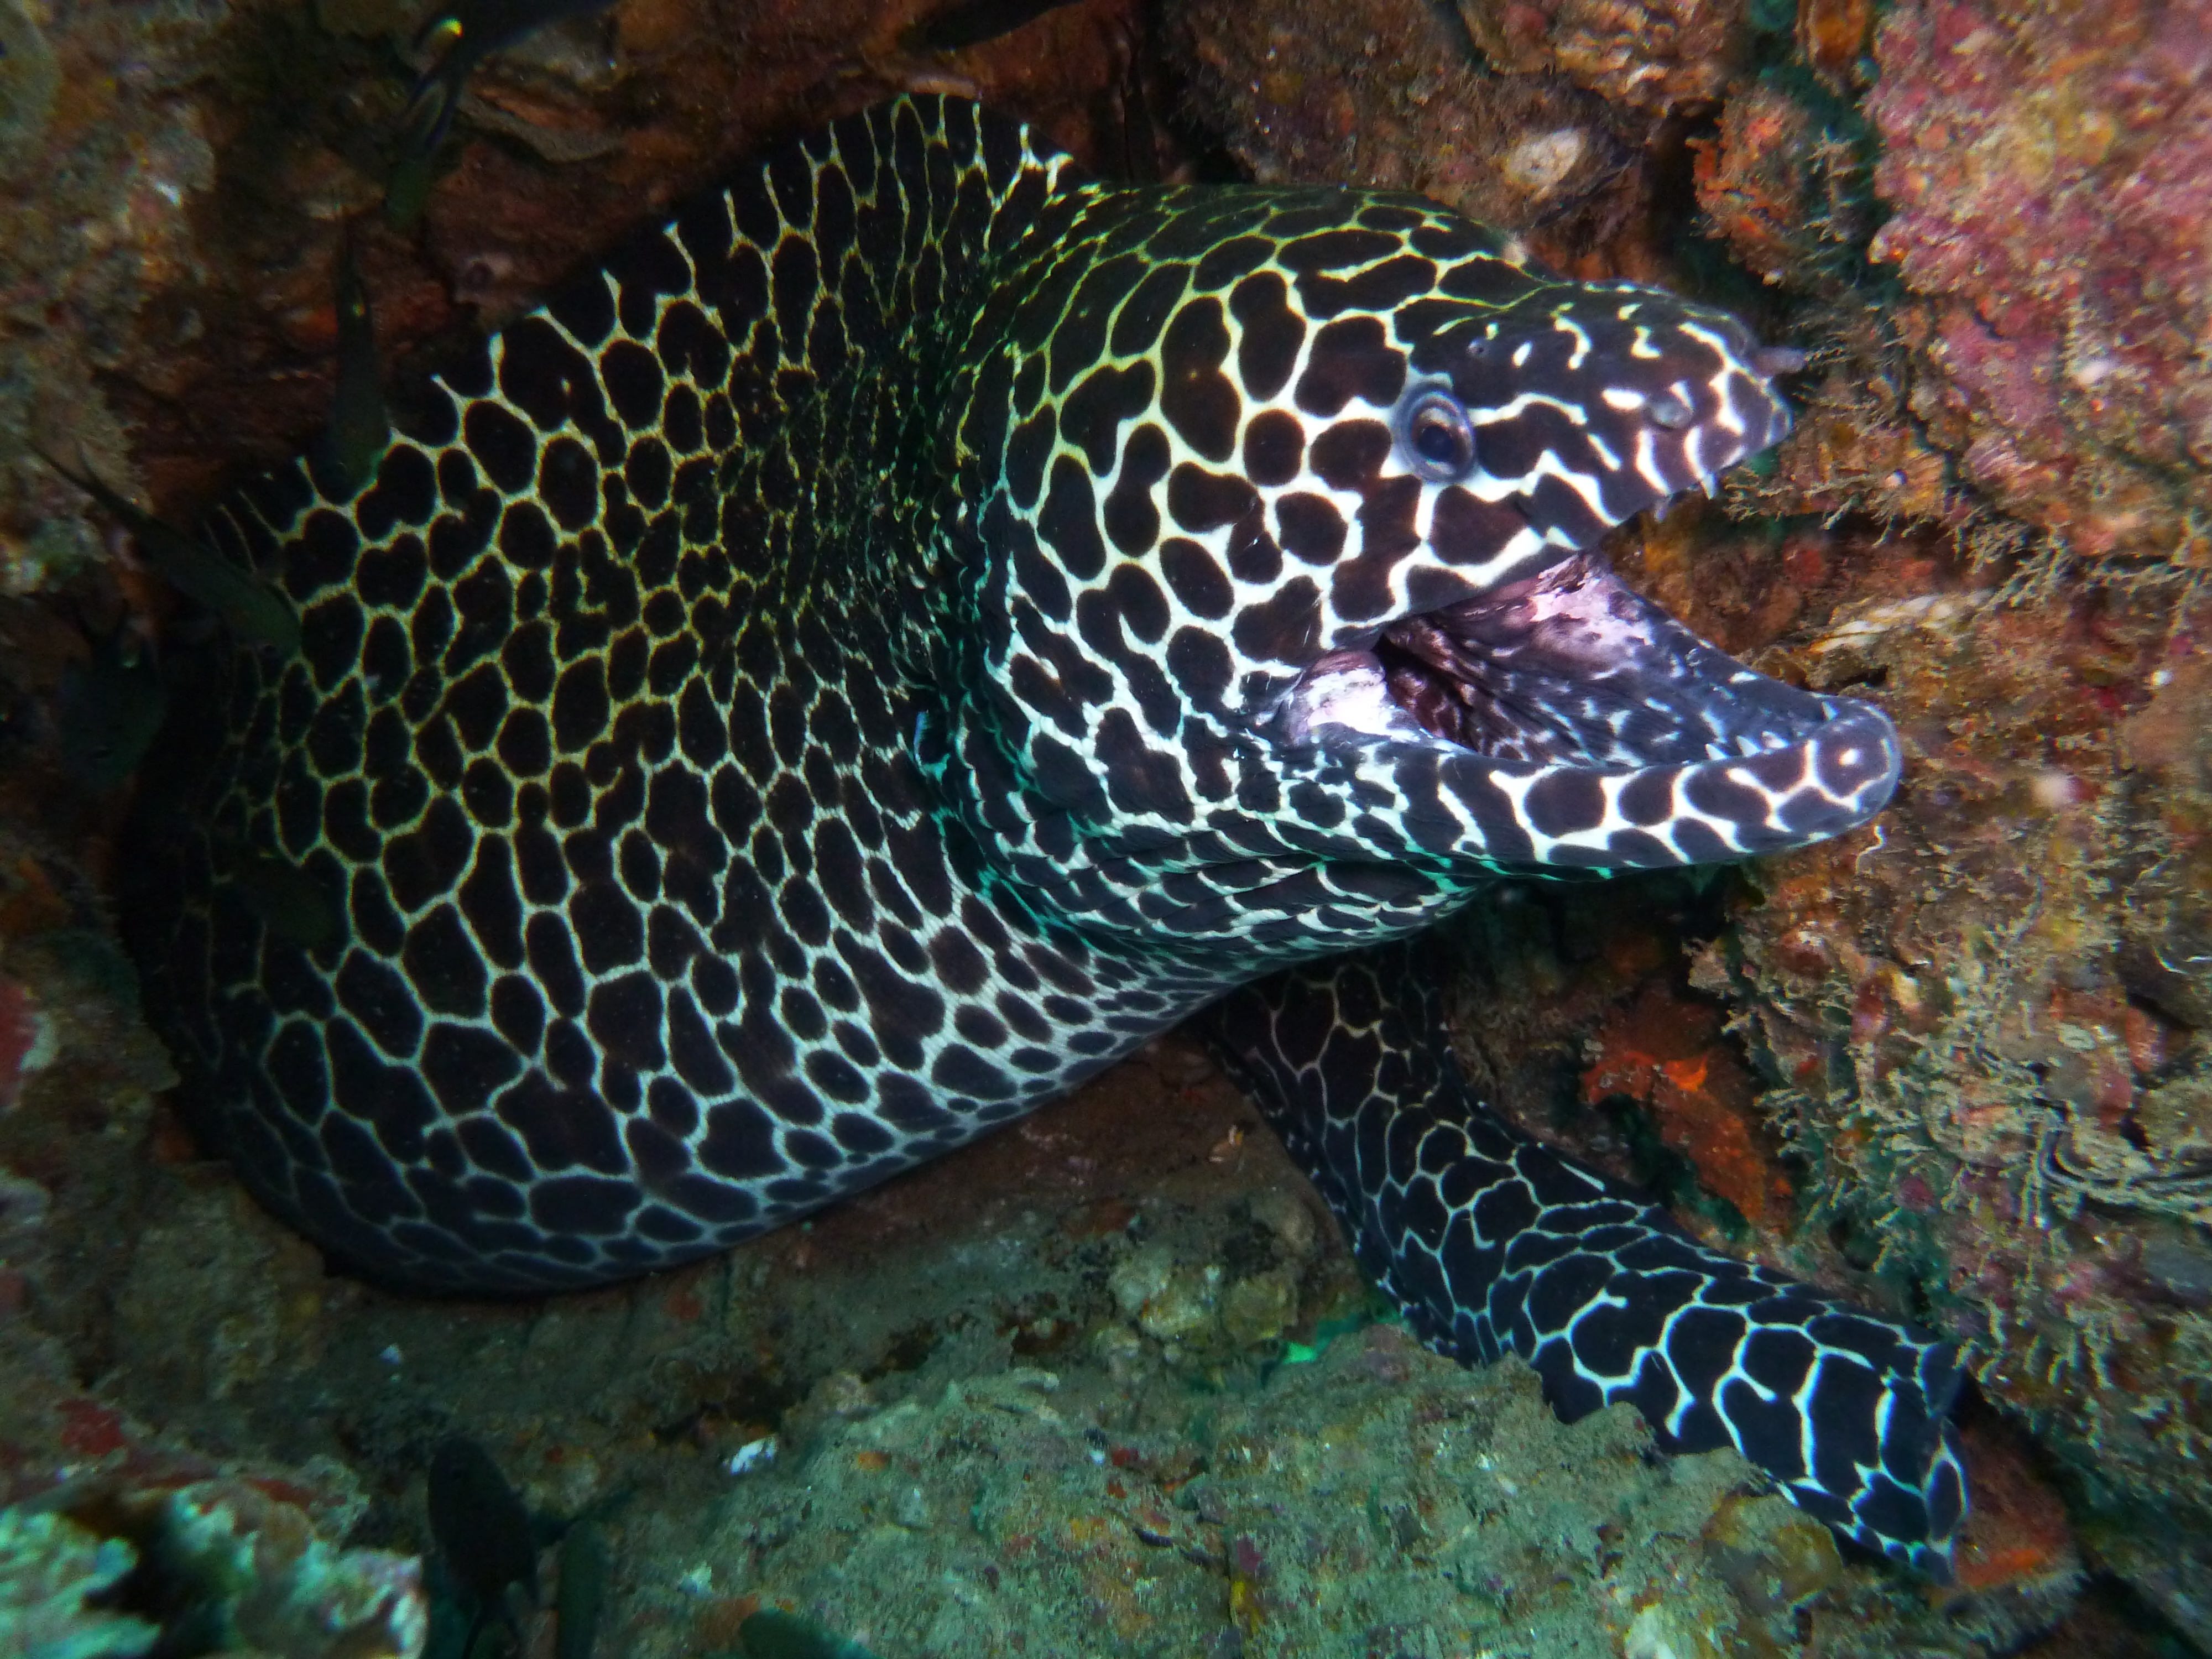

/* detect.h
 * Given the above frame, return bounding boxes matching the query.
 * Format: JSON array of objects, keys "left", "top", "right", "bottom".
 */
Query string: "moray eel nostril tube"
[{"left": 119, "top": 96, "right": 1962, "bottom": 1574}]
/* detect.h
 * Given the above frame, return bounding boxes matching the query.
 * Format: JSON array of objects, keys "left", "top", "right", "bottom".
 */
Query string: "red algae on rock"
[
  {"left": 1582, "top": 982, "right": 1790, "bottom": 1234},
  {"left": 1865, "top": 0, "right": 2212, "bottom": 563},
  {"left": 1690, "top": 75, "right": 1876, "bottom": 294}
]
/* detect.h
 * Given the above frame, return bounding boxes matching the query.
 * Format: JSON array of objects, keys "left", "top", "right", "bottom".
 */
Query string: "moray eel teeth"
[{"left": 122, "top": 96, "right": 1961, "bottom": 1577}]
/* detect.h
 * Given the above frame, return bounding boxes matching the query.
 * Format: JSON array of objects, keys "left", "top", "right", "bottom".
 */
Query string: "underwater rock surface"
[
  {"left": 0, "top": 997, "right": 2084, "bottom": 1657},
  {"left": 0, "top": 0, "right": 1154, "bottom": 596},
  {"left": 1866, "top": 0, "right": 2212, "bottom": 565},
  {"left": 683, "top": 1333, "right": 1926, "bottom": 1657},
  {"left": 0, "top": 0, "right": 2208, "bottom": 1653}
]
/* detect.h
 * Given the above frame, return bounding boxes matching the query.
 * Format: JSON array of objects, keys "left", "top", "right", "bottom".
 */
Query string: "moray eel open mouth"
[
  {"left": 1376, "top": 555, "right": 1822, "bottom": 768},
  {"left": 1287, "top": 549, "right": 1898, "bottom": 823},
  {"left": 1277, "top": 555, "right": 1898, "bottom": 871}
]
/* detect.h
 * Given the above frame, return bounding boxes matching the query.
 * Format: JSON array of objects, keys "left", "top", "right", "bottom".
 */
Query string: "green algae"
[{"left": 0, "top": 1506, "right": 156, "bottom": 1659}]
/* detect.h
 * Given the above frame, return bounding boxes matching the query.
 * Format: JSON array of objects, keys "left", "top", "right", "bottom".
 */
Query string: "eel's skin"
[{"left": 123, "top": 97, "right": 1964, "bottom": 1572}]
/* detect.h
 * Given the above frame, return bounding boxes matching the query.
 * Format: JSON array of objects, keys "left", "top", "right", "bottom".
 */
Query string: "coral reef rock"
[
  {"left": 1867, "top": 0, "right": 2212, "bottom": 563},
  {"left": 1459, "top": 0, "right": 1751, "bottom": 113}
]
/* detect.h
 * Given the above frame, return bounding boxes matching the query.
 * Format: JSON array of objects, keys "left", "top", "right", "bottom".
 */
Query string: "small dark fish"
[
  {"left": 553, "top": 1511, "right": 609, "bottom": 1659},
  {"left": 384, "top": 140, "right": 441, "bottom": 232},
  {"left": 317, "top": 235, "right": 389, "bottom": 499},
  {"left": 394, "top": 0, "right": 620, "bottom": 164},
  {"left": 427, "top": 1436, "right": 540, "bottom": 1631},
  {"left": 49, "top": 631, "right": 164, "bottom": 794},
  {"left": 420, "top": 1553, "right": 479, "bottom": 1659},
  {"left": 739, "top": 1609, "right": 881, "bottom": 1659},
  {"left": 38, "top": 450, "right": 300, "bottom": 657},
  {"left": 231, "top": 852, "right": 345, "bottom": 953}
]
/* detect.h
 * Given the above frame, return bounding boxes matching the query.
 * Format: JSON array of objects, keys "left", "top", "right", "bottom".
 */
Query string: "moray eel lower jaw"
[{"left": 1269, "top": 359, "right": 1898, "bottom": 873}]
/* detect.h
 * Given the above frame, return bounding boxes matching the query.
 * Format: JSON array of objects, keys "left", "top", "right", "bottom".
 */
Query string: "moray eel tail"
[{"left": 1202, "top": 943, "right": 1967, "bottom": 1577}]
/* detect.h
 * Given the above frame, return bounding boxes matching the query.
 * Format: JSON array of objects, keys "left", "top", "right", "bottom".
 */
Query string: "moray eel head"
[
  {"left": 1263, "top": 284, "right": 1892, "bottom": 873},
  {"left": 971, "top": 210, "right": 1894, "bottom": 880}
]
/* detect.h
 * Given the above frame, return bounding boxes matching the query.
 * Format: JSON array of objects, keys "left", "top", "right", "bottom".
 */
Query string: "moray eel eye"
[{"left": 1399, "top": 387, "right": 1479, "bottom": 482}]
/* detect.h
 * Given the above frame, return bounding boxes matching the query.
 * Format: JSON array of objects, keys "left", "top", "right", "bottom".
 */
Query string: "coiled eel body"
[{"left": 124, "top": 97, "right": 1965, "bottom": 1572}]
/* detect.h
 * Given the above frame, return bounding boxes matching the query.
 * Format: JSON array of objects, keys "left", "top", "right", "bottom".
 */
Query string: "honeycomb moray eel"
[{"left": 123, "top": 97, "right": 1965, "bottom": 1573}]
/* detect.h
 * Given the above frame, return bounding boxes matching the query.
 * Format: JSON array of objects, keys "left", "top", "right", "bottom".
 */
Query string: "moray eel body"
[{"left": 124, "top": 98, "right": 1962, "bottom": 1571}]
